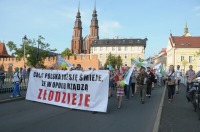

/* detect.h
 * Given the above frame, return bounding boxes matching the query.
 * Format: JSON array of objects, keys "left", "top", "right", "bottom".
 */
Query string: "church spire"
[
  {"left": 74, "top": 1, "right": 82, "bottom": 28},
  {"left": 183, "top": 21, "right": 191, "bottom": 36},
  {"left": 71, "top": 1, "right": 83, "bottom": 54},
  {"left": 91, "top": 0, "right": 98, "bottom": 27},
  {"left": 184, "top": 21, "right": 188, "bottom": 34}
]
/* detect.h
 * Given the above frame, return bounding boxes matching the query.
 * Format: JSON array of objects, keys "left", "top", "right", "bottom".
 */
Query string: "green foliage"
[
  {"left": 104, "top": 53, "right": 123, "bottom": 69},
  {"left": 61, "top": 48, "right": 72, "bottom": 58},
  {"left": 116, "top": 55, "right": 123, "bottom": 68},
  {"left": 6, "top": 35, "right": 56, "bottom": 68}
]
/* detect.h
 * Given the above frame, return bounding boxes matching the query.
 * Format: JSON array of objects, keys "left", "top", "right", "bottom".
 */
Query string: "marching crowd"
[
  {"left": 4, "top": 63, "right": 200, "bottom": 110},
  {"left": 109, "top": 66, "right": 161, "bottom": 108}
]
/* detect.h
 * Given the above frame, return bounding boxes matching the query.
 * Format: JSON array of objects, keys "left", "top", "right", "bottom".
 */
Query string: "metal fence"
[{"left": 0, "top": 74, "right": 29, "bottom": 93}]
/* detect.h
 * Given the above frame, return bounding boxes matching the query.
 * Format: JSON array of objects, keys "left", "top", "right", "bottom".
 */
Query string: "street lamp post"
[{"left": 22, "top": 35, "right": 28, "bottom": 66}]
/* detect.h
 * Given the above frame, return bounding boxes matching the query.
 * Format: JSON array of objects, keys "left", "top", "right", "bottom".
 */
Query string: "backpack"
[{"left": 17, "top": 72, "right": 23, "bottom": 83}]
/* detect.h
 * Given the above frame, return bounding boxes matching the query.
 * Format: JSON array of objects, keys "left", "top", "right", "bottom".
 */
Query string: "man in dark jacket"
[{"left": 146, "top": 67, "right": 155, "bottom": 98}]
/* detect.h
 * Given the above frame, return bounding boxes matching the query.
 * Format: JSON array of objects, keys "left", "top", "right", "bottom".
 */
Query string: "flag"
[
  {"left": 119, "top": 66, "right": 123, "bottom": 74},
  {"left": 57, "top": 55, "right": 73, "bottom": 68},
  {"left": 122, "top": 66, "right": 134, "bottom": 85},
  {"left": 107, "top": 65, "right": 114, "bottom": 71},
  {"left": 131, "top": 58, "right": 136, "bottom": 65},
  {"left": 160, "top": 64, "right": 166, "bottom": 76}
]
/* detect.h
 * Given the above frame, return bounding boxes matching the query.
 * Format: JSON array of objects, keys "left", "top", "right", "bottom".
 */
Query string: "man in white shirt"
[
  {"left": 10, "top": 67, "right": 22, "bottom": 98},
  {"left": 176, "top": 65, "right": 182, "bottom": 94}
]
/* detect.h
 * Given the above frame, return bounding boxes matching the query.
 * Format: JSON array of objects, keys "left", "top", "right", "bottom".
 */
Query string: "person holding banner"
[
  {"left": 137, "top": 66, "right": 148, "bottom": 104},
  {"left": 116, "top": 75, "right": 125, "bottom": 109}
]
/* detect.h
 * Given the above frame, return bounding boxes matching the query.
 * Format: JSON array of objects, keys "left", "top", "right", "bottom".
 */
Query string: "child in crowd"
[{"left": 116, "top": 75, "right": 124, "bottom": 109}]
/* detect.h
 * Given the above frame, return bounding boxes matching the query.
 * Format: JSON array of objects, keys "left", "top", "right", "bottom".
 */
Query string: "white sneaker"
[
  {"left": 10, "top": 95, "right": 14, "bottom": 98},
  {"left": 146, "top": 94, "right": 148, "bottom": 97}
]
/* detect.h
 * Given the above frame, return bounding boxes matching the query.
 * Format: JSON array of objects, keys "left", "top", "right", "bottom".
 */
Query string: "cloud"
[
  {"left": 99, "top": 20, "right": 122, "bottom": 38},
  {"left": 194, "top": 6, "right": 200, "bottom": 11},
  {"left": 196, "top": 13, "right": 200, "bottom": 16}
]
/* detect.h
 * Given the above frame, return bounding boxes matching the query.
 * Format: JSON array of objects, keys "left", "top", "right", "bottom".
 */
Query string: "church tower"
[
  {"left": 87, "top": 1, "right": 99, "bottom": 54},
  {"left": 183, "top": 21, "right": 191, "bottom": 37},
  {"left": 71, "top": 2, "right": 83, "bottom": 54}
]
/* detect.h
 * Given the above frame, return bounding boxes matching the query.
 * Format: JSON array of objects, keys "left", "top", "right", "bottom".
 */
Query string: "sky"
[{"left": 0, "top": 0, "right": 200, "bottom": 58}]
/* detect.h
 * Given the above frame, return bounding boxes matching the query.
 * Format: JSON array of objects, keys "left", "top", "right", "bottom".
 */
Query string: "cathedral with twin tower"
[{"left": 71, "top": 2, "right": 99, "bottom": 54}]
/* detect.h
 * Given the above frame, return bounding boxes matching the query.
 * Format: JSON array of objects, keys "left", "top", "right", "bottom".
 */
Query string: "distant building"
[
  {"left": 152, "top": 48, "right": 167, "bottom": 65},
  {"left": 90, "top": 38, "right": 147, "bottom": 67},
  {"left": 71, "top": 3, "right": 99, "bottom": 54},
  {"left": 0, "top": 42, "right": 10, "bottom": 58},
  {"left": 166, "top": 22, "right": 200, "bottom": 72}
]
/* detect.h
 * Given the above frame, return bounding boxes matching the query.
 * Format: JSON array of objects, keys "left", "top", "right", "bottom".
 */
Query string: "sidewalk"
[
  {"left": 159, "top": 84, "right": 200, "bottom": 132},
  {"left": 0, "top": 90, "right": 26, "bottom": 104}
]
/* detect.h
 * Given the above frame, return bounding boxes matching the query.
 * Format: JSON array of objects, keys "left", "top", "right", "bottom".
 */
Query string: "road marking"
[{"left": 152, "top": 85, "right": 166, "bottom": 132}]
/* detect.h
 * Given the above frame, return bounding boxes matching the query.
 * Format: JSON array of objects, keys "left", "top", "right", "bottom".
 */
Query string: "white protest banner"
[{"left": 26, "top": 69, "right": 109, "bottom": 112}]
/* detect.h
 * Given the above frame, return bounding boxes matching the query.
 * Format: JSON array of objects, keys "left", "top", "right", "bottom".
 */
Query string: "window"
[
  {"left": 125, "top": 63, "right": 127, "bottom": 66},
  {"left": 100, "top": 47, "right": 103, "bottom": 51},
  {"left": 125, "top": 54, "right": 128, "bottom": 59},
  {"left": 125, "top": 47, "right": 127, "bottom": 51},
  {"left": 106, "top": 54, "right": 108, "bottom": 58},
  {"left": 181, "top": 56, "right": 184, "bottom": 61},
  {"left": 100, "top": 54, "right": 103, "bottom": 59},
  {"left": 112, "top": 47, "right": 115, "bottom": 51},
  {"left": 118, "top": 47, "right": 121, "bottom": 51},
  {"left": 189, "top": 56, "right": 193, "bottom": 63}
]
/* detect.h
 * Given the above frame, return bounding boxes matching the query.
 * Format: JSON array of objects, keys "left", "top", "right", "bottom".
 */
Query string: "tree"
[
  {"left": 116, "top": 55, "right": 123, "bottom": 68},
  {"left": 104, "top": 53, "right": 123, "bottom": 69},
  {"left": 6, "top": 35, "right": 56, "bottom": 68},
  {"left": 61, "top": 48, "right": 72, "bottom": 58}
]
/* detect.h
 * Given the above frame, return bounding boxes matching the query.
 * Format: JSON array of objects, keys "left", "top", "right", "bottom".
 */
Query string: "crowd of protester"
[{"left": 2, "top": 62, "right": 200, "bottom": 109}]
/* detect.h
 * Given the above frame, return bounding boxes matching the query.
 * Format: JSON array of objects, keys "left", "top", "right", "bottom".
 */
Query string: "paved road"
[
  {"left": 0, "top": 86, "right": 164, "bottom": 132},
  {"left": 159, "top": 84, "right": 200, "bottom": 132}
]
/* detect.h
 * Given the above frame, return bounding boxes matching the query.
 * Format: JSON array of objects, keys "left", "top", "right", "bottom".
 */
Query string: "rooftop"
[
  {"left": 90, "top": 38, "right": 147, "bottom": 48},
  {"left": 170, "top": 34, "right": 200, "bottom": 48}
]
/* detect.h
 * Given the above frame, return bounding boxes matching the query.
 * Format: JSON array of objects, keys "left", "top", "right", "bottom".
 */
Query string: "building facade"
[
  {"left": 71, "top": 3, "right": 99, "bottom": 54},
  {"left": 166, "top": 23, "right": 200, "bottom": 72},
  {"left": 90, "top": 38, "right": 147, "bottom": 67},
  {"left": 152, "top": 48, "right": 167, "bottom": 65}
]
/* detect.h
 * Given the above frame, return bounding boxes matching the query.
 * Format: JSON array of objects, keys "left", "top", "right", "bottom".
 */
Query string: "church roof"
[
  {"left": 0, "top": 42, "right": 11, "bottom": 58},
  {"left": 90, "top": 38, "right": 147, "bottom": 48}
]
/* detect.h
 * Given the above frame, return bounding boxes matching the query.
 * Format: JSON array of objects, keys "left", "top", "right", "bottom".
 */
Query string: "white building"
[{"left": 90, "top": 38, "right": 147, "bottom": 67}]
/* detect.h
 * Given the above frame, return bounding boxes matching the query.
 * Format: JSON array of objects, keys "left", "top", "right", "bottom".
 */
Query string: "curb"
[
  {"left": 152, "top": 85, "right": 166, "bottom": 132},
  {"left": 0, "top": 96, "right": 25, "bottom": 104}
]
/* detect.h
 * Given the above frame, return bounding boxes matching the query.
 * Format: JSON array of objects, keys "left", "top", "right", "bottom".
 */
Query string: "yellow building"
[
  {"left": 90, "top": 38, "right": 147, "bottom": 67},
  {"left": 166, "top": 23, "right": 200, "bottom": 72}
]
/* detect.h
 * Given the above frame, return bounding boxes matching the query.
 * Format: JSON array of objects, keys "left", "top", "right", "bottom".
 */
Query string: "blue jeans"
[
  {"left": 12, "top": 82, "right": 21, "bottom": 96},
  {"left": 125, "top": 85, "right": 130, "bottom": 99}
]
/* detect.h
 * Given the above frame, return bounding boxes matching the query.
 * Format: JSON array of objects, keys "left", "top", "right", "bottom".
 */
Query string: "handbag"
[{"left": 168, "top": 72, "right": 175, "bottom": 86}]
